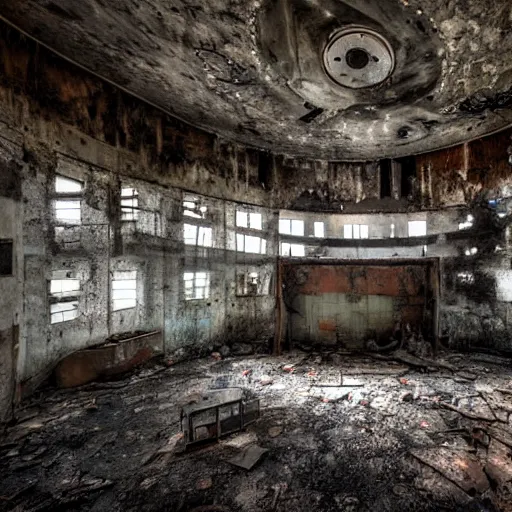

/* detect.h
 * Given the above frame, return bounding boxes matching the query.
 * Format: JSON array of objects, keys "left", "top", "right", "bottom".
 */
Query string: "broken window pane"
[{"left": 183, "top": 196, "right": 206, "bottom": 219}]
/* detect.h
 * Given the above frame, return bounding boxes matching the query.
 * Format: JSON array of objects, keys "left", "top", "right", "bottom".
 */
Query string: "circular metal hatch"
[{"left": 323, "top": 26, "right": 395, "bottom": 89}]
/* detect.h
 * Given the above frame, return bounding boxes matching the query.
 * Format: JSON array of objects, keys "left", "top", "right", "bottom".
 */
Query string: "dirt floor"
[{"left": 2, "top": 350, "right": 512, "bottom": 512}]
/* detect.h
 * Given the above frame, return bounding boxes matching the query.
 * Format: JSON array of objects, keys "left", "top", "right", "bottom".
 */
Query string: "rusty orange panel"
[
  {"left": 318, "top": 320, "right": 337, "bottom": 332},
  {"left": 294, "top": 265, "right": 427, "bottom": 298}
]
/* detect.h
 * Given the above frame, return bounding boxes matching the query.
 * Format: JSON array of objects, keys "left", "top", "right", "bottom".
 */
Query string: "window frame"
[
  {"left": 279, "top": 219, "right": 304, "bottom": 236},
  {"left": 53, "top": 175, "right": 83, "bottom": 226},
  {"left": 111, "top": 270, "right": 138, "bottom": 311},
  {"left": 49, "top": 272, "right": 81, "bottom": 324},
  {"left": 184, "top": 271, "right": 211, "bottom": 301},
  {"left": 121, "top": 187, "right": 139, "bottom": 221}
]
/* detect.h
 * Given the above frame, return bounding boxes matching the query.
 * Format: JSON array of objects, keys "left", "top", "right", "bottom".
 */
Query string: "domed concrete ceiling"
[{"left": 2, "top": 0, "right": 512, "bottom": 160}]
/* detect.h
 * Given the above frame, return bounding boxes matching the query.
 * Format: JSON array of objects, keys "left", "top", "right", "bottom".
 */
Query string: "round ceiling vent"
[{"left": 323, "top": 27, "right": 395, "bottom": 89}]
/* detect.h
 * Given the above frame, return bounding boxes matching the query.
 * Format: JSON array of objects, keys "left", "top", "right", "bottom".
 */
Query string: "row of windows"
[{"left": 49, "top": 268, "right": 269, "bottom": 324}]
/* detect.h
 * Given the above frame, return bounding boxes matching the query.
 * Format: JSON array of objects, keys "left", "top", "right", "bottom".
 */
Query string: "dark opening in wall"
[
  {"left": 380, "top": 159, "right": 392, "bottom": 198},
  {"left": 258, "top": 152, "right": 272, "bottom": 190},
  {"left": 0, "top": 240, "right": 13, "bottom": 276},
  {"left": 398, "top": 156, "right": 416, "bottom": 198}
]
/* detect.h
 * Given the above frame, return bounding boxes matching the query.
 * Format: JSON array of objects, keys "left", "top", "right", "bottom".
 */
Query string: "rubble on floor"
[{"left": 1, "top": 349, "right": 512, "bottom": 511}]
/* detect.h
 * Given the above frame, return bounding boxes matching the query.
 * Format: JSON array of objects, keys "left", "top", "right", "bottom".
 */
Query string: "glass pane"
[
  {"left": 112, "top": 280, "right": 137, "bottom": 290},
  {"left": 121, "top": 188, "right": 136, "bottom": 197},
  {"left": 113, "top": 271, "right": 137, "bottom": 280},
  {"left": 353, "top": 225, "right": 360, "bottom": 239},
  {"left": 249, "top": 213, "right": 262, "bottom": 230},
  {"left": 55, "top": 176, "right": 82, "bottom": 193},
  {"left": 196, "top": 272, "right": 207, "bottom": 279},
  {"left": 199, "top": 227, "right": 212, "bottom": 247},
  {"left": 291, "top": 220, "right": 304, "bottom": 236},
  {"left": 236, "top": 211, "right": 248, "bottom": 228},
  {"left": 280, "top": 243, "right": 291, "bottom": 256},
  {"left": 279, "top": 219, "right": 290, "bottom": 235},
  {"left": 408, "top": 220, "right": 427, "bottom": 237},
  {"left": 62, "top": 309, "right": 79, "bottom": 322},
  {"left": 360, "top": 225, "right": 369, "bottom": 239},
  {"left": 261, "top": 239, "right": 267, "bottom": 254},
  {"left": 314, "top": 222, "right": 325, "bottom": 238},
  {"left": 113, "top": 298, "right": 136, "bottom": 311},
  {"left": 55, "top": 200, "right": 81, "bottom": 210},
  {"left": 344, "top": 225, "right": 353, "bottom": 239},
  {"left": 61, "top": 279, "right": 80, "bottom": 293},
  {"left": 112, "top": 289, "right": 136, "bottom": 300},
  {"left": 184, "top": 272, "right": 194, "bottom": 281},
  {"left": 236, "top": 233, "right": 245, "bottom": 252},
  {"left": 184, "top": 210, "right": 202, "bottom": 219},
  {"left": 184, "top": 223, "right": 197, "bottom": 244},
  {"left": 245, "top": 235, "right": 261, "bottom": 254},
  {"left": 291, "top": 244, "right": 305, "bottom": 257}
]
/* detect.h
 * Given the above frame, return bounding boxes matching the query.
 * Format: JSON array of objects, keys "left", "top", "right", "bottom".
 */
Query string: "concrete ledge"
[{"left": 55, "top": 330, "right": 163, "bottom": 388}]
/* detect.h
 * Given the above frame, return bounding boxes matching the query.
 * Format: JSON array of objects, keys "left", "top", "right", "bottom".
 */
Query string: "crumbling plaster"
[
  {"left": 1, "top": 19, "right": 512, "bottom": 422},
  {"left": 2, "top": 0, "right": 512, "bottom": 159}
]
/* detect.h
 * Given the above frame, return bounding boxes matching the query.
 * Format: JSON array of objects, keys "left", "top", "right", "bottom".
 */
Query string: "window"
[
  {"left": 236, "top": 234, "right": 267, "bottom": 254},
  {"left": 314, "top": 222, "right": 325, "bottom": 238},
  {"left": 121, "top": 188, "right": 139, "bottom": 221},
  {"left": 112, "top": 271, "right": 137, "bottom": 311},
  {"left": 408, "top": 220, "right": 427, "bottom": 237},
  {"left": 281, "top": 243, "right": 305, "bottom": 257},
  {"left": 237, "top": 271, "right": 266, "bottom": 296},
  {"left": 54, "top": 176, "right": 83, "bottom": 225},
  {"left": 236, "top": 211, "right": 262, "bottom": 230},
  {"left": 0, "top": 240, "right": 13, "bottom": 276},
  {"left": 279, "top": 219, "right": 304, "bottom": 236},
  {"left": 184, "top": 224, "right": 213, "bottom": 247},
  {"left": 343, "top": 224, "right": 369, "bottom": 239},
  {"left": 183, "top": 196, "right": 207, "bottom": 219},
  {"left": 390, "top": 224, "right": 395, "bottom": 238},
  {"left": 49, "top": 271, "right": 80, "bottom": 324},
  {"left": 184, "top": 272, "right": 210, "bottom": 300}
]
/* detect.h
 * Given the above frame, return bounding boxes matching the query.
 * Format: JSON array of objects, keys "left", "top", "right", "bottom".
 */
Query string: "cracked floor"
[{"left": 2, "top": 350, "right": 512, "bottom": 512}]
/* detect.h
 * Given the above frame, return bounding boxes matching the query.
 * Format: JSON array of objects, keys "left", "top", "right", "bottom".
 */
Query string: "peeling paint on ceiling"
[{"left": 2, "top": 0, "right": 512, "bottom": 160}]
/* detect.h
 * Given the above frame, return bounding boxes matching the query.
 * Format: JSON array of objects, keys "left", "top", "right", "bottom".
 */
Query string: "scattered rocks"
[{"left": 268, "top": 426, "right": 283, "bottom": 438}]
